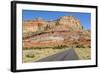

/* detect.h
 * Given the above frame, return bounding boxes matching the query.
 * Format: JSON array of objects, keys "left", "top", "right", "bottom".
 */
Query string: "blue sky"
[{"left": 22, "top": 10, "right": 91, "bottom": 30}]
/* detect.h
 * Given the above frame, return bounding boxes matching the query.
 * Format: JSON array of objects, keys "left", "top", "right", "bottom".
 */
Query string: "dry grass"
[
  {"left": 74, "top": 48, "right": 91, "bottom": 60},
  {"left": 23, "top": 48, "right": 70, "bottom": 63},
  {"left": 22, "top": 47, "right": 91, "bottom": 63}
]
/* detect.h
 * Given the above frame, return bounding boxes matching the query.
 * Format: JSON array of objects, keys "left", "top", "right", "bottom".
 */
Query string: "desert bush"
[
  {"left": 23, "top": 47, "right": 29, "bottom": 50},
  {"left": 26, "top": 54, "right": 35, "bottom": 58},
  {"left": 88, "top": 45, "right": 91, "bottom": 48},
  {"left": 76, "top": 45, "right": 85, "bottom": 48},
  {"left": 53, "top": 45, "right": 67, "bottom": 49}
]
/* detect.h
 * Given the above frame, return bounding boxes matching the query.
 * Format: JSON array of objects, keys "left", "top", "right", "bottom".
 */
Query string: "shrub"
[
  {"left": 76, "top": 45, "right": 85, "bottom": 48},
  {"left": 26, "top": 54, "right": 35, "bottom": 58},
  {"left": 23, "top": 47, "right": 29, "bottom": 50},
  {"left": 53, "top": 45, "right": 67, "bottom": 49}
]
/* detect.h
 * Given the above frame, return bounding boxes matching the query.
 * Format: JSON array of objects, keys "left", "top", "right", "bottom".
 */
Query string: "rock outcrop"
[
  {"left": 58, "top": 16, "right": 83, "bottom": 30},
  {"left": 22, "top": 16, "right": 90, "bottom": 49},
  {"left": 23, "top": 16, "right": 83, "bottom": 34}
]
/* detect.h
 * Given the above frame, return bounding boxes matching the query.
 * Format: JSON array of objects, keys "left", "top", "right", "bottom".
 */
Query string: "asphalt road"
[{"left": 36, "top": 48, "right": 79, "bottom": 62}]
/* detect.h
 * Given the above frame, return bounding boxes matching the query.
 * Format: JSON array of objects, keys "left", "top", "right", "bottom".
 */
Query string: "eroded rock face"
[
  {"left": 23, "top": 30, "right": 91, "bottom": 48},
  {"left": 58, "top": 16, "right": 83, "bottom": 30},
  {"left": 23, "top": 16, "right": 83, "bottom": 34},
  {"left": 22, "top": 16, "right": 91, "bottom": 49}
]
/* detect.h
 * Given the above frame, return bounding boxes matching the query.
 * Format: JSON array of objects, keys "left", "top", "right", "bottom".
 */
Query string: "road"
[{"left": 36, "top": 48, "right": 79, "bottom": 62}]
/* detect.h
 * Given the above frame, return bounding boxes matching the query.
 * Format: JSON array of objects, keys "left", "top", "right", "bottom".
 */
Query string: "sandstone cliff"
[
  {"left": 23, "top": 16, "right": 83, "bottom": 34},
  {"left": 22, "top": 16, "right": 90, "bottom": 49}
]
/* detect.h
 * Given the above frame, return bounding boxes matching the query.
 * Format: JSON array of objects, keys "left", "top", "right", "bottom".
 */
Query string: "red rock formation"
[{"left": 22, "top": 16, "right": 91, "bottom": 49}]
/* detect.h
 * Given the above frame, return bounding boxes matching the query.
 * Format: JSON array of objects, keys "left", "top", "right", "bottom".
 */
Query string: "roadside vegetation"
[{"left": 74, "top": 48, "right": 91, "bottom": 59}]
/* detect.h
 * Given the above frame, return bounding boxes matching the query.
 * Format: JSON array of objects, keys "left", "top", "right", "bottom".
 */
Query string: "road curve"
[{"left": 36, "top": 48, "right": 79, "bottom": 62}]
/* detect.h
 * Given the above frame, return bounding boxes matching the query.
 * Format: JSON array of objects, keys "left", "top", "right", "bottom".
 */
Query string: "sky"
[{"left": 22, "top": 10, "right": 91, "bottom": 30}]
